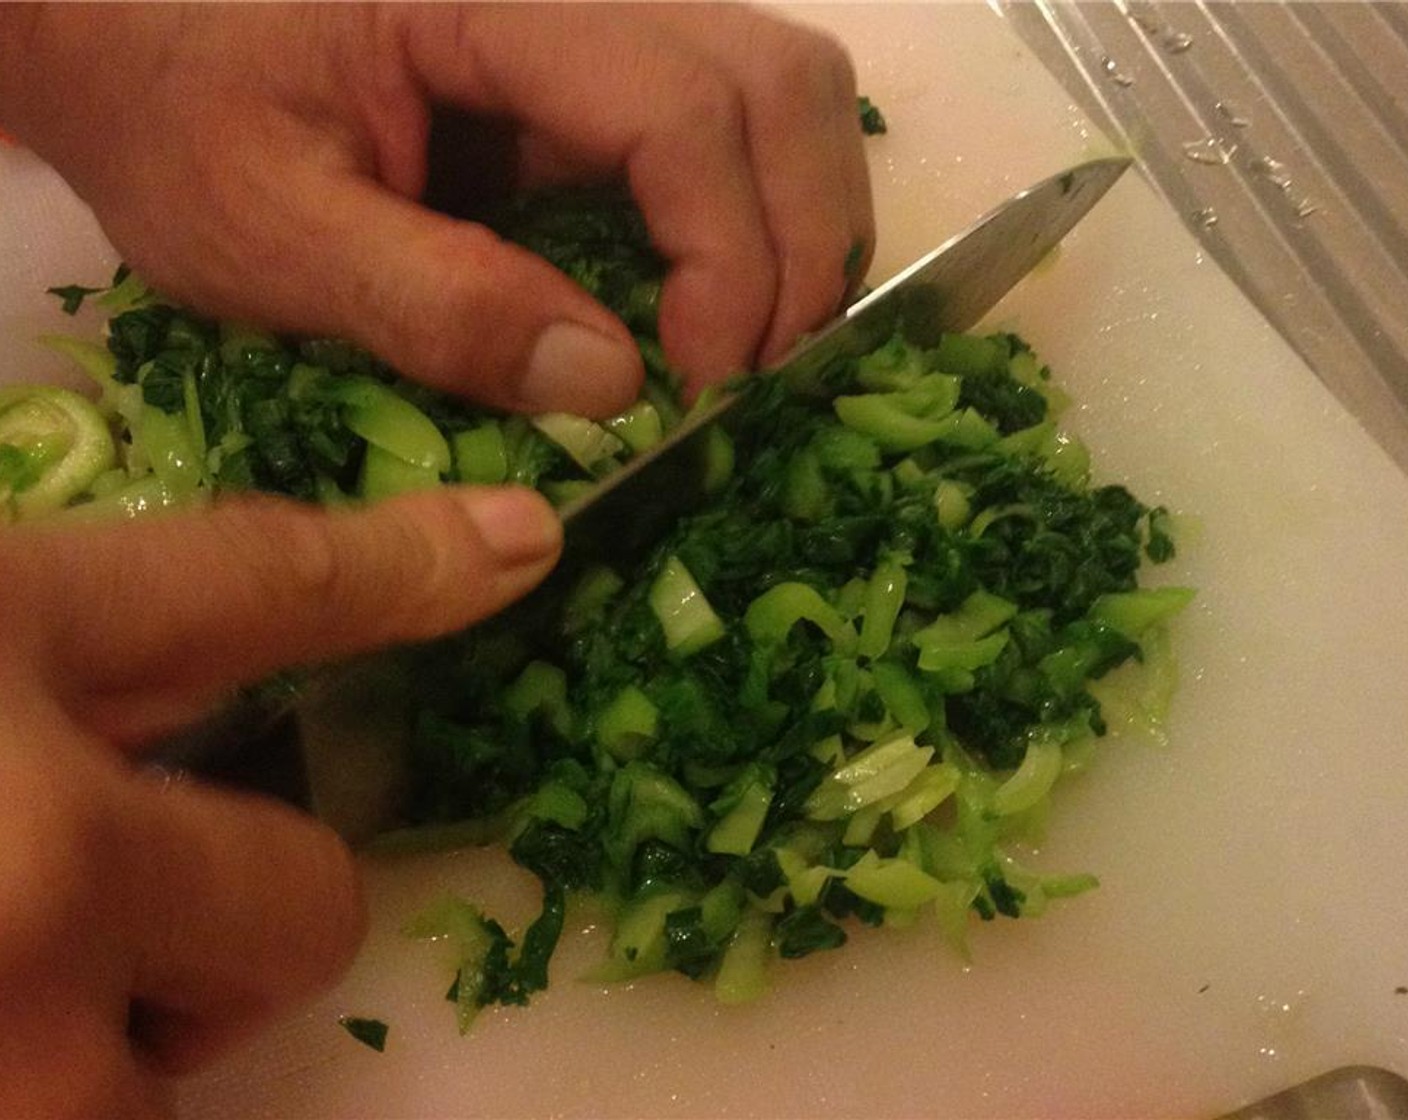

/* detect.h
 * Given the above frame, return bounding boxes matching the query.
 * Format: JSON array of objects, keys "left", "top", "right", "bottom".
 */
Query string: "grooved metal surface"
[{"left": 1001, "top": 0, "right": 1408, "bottom": 475}]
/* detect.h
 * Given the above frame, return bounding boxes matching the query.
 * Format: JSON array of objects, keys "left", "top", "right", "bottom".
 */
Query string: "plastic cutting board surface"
[{"left": 2, "top": 6, "right": 1407, "bottom": 1117}]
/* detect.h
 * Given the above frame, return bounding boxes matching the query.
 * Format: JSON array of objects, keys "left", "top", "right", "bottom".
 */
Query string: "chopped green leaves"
[
  {"left": 857, "top": 96, "right": 888, "bottom": 135},
  {"left": 337, "top": 1016, "right": 389, "bottom": 1053},
  {"left": 46, "top": 282, "right": 105, "bottom": 316},
  {"left": 26, "top": 186, "right": 1192, "bottom": 1034},
  {"left": 392, "top": 324, "right": 1189, "bottom": 1017}
]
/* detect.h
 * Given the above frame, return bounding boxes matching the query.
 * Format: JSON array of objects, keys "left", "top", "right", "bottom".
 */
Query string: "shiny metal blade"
[
  {"left": 1218, "top": 1066, "right": 1408, "bottom": 1120},
  {"left": 551, "top": 156, "right": 1131, "bottom": 588}
]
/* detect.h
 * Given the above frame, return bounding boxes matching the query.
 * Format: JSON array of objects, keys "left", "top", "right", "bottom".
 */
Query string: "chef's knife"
[
  {"left": 158, "top": 156, "right": 1132, "bottom": 841},
  {"left": 1218, "top": 1065, "right": 1408, "bottom": 1120},
  {"left": 549, "top": 156, "right": 1131, "bottom": 588}
]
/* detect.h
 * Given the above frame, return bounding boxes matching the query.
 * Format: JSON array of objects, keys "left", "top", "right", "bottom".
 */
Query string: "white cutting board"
[{"left": 5, "top": 5, "right": 1408, "bottom": 1117}]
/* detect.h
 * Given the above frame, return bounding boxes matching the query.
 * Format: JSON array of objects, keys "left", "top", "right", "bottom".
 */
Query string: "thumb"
[{"left": 14, "top": 485, "right": 562, "bottom": 743}]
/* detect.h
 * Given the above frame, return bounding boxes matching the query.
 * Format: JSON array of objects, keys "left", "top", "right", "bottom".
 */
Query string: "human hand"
[
  {"left": 0, "top": 485, "right": 560, "bottom": 1117},
  {"left": 0, "top": 3, "right": 874, "bottom": 416}
]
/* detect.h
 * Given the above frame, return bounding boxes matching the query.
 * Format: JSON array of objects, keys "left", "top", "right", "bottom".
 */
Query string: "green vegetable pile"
[
  {"left": 6, "top": 186, "right": 1191, "bottom": 1031},
  {"left": 13, "top": 192, "right": 682, "bottom": 521},
  {"left": 389, "top": 324, "right": 1191, "bottom": 1025}
]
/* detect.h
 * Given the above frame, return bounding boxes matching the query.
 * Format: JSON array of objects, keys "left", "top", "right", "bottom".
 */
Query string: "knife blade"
[
  {"left": 1218, "top": 1065, "right": 1408, "bottom": 1120},
  {"left": 158, "top": 156, "right": 1131, "bottom": 841},
  {"left": 551, "top": 156, "right": 1132, "bottom": 588}
]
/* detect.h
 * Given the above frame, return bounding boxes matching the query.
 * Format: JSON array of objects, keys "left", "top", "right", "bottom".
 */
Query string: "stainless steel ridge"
[{"left": 999, "top": 0, "right": 1408, "bottom": 476}]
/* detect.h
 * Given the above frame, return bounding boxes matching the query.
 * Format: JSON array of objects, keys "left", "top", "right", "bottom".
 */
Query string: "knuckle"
[
  {"left": 268, "top": 507, "right": 344, "bottom": 606},
  {"left": 310, "top": 492, "right": 481, "bottom": 647},
  {"left": 216, "top": 498, "right": 343, "bottom": 613},
  {"left": 201, "top": 497, "right": 375, "bottom": 652},
  {"left": 211, "top": 492, "right": 499, "bottom": 653},
  {"left": 668, "top": 62, "right": 746, "bottom": 137},
  {"left": 373, "top": 226, "right": 523, "bottom": 392},
  {"left": 757, "top": 29, "right": 856, "bottom": 120},
  {"left": 372, "top": 493, "right": 486, "bottom": 639}
]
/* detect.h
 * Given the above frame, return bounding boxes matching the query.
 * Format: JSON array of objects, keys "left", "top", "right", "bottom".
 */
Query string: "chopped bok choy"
[{"left": 10, "top": 185, "right": 1193, "bottom": 1030}]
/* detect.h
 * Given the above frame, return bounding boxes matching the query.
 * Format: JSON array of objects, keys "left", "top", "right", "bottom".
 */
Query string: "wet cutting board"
[{"left": 4, "top": 5, "right": 1408, "bottom": 1117}]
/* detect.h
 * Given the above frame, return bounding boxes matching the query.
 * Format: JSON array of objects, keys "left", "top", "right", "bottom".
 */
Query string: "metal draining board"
[{"left": 1000, "top": 0, "right": 1408, "bottom": 477}]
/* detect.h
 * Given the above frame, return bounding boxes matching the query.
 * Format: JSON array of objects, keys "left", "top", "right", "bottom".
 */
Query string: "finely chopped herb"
[
  {"left": 14, "top": 180, "right": 1190, "bottom": 1026},
  {"left": 337, "top": 1016, "right": 389, "bottom": 1053}
]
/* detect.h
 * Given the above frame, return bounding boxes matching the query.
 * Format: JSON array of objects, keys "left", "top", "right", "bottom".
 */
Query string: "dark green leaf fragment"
[
  {"left": 980, "top": 865, "right": 1026, "bottom": 919},
  {"left": 733, "top": 847, "right": 786, "bottom": 899},
  {"left": 775, "top": 905, "right": 847, "bottom": 959},
  {"left": 46, "top": 283, "right": 104, "bottom": 315},
  {"left": 338, "top": 1016, "right": 389, "bottom": 1052},
  {"left": 857, "top": 95, "right": 888, "bottom": 135},
  {"left": 1145, "top": 505, "right": 1177, "bottom": 562},
  {"left": 511, "top": 885, "right": 566, "bottom": 997},
  {"left": 510, "top": 820, "right": 603, "bottom": 892},
  {"left": 664, "top": 905, "right": 725, "bottom": 979}
]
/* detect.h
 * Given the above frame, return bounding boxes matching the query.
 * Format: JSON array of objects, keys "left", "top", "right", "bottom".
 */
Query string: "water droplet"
[
  {"left": 1215, "top": 101, "right": 1252, "bottom": 129},
  {"left": 1100, "top": 55, "right": 1135, "bottom": 87},
  {"left": 1191, "top": 206, "right": 1219, "bottom": 228},
  {"left": 1249, "top": 154, "right": 1293, "bottom": 192},
  {"left": 1163, "top": 30, "right": 1194, "bottom": 53},
  {"left": 1182, "top": 137, "right": 1235, "bottom": 165}
]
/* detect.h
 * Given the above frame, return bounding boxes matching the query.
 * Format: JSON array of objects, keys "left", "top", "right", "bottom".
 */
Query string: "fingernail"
[
  {"left": 521, "top": 321, "right": 642, "bottom": 416},
  {"left": 459, "top": 487, "right": 562, "bottom": 567}
]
